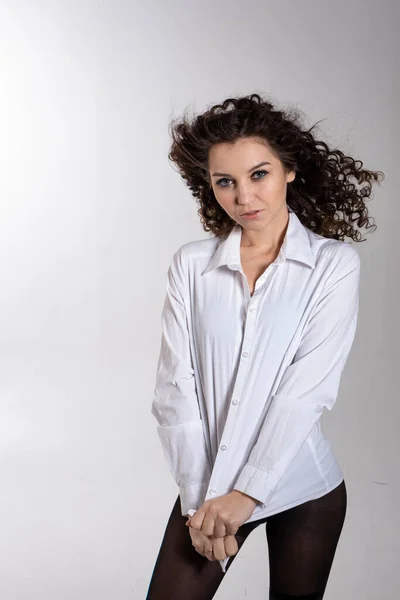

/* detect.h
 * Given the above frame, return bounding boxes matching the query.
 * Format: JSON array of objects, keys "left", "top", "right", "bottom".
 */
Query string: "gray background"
[{"left": 0, "top": 1, "right": 398, "bottom": 598}]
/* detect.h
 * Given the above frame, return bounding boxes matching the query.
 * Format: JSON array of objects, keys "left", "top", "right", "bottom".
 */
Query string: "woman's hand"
[
  {"left": 186, "top": 490, "right": 259, "bottom": 538},
  {"left": 187, "top": 520, "right": 239, "bottom": 562}
]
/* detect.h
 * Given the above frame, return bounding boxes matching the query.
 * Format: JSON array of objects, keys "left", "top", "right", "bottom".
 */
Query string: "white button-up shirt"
[{"left": 151, "top": 207, "right": 360, "bottom": 573}]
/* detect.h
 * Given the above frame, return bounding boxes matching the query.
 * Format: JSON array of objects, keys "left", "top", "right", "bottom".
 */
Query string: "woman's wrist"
[{"left": 231, "top": 489, "right": 259, "bottom": 507}]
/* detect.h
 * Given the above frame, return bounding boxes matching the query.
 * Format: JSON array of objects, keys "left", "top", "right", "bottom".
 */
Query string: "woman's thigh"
[
  {"left": 145, "top": 481, "right": 347, "bottom": 599},
  {"left": 265, "top": 480, "right": 347, "bottom": 599},
  {"left": 145, "top": 494, "right": 260, "bottom": 600}
]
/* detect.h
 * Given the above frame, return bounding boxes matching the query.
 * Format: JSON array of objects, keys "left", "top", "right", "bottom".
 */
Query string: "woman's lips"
[{"left": 241, "top": 209, "right": 264, "bottom": 219}]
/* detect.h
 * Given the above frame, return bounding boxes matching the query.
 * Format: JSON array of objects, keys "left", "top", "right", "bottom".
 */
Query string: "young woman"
[{"left": 146, "top": 94, "right": 384, "bottom": 600}]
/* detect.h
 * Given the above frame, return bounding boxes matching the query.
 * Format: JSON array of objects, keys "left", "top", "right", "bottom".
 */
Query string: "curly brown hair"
[{"left": 168, "top": 93, "right": 385, "bottom": 242}]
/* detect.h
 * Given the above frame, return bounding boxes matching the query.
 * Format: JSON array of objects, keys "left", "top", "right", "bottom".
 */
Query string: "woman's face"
[{"left": 208, "top": 137, "right": 295, "bottom": 227}]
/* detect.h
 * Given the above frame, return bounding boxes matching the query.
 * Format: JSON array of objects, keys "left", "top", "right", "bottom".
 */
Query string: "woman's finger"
[
  {"left": 201, "top": 512, "right": 216, "bottom": 537},
  {"left": 224, "top": 534, "right": 239, "bottom": 557},
  {"left": 211, "top": 537, "right": 227, "bottom": 561},
  {"left": 213, "top": 519, "right": 227, "bottom": 539},
  {"left": 205, "top": 547, "right": 215, "bottom": 560},
  {"left": 189, "top": 527, "right": 206, "bottom": 557}
]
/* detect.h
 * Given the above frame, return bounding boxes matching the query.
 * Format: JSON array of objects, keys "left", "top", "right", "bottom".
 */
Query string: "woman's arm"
[
  {"left": 233, "top": 244, "right": 361, "bottom": 506},
  {"left": 151, "top": 247, "right": 211, "bottom": 516}
]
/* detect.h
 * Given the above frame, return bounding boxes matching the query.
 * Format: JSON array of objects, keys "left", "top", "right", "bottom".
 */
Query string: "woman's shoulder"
[
  {"left": 309, "top": 231, "right": 360, "bottom": 285},
  {"left": 306, "top": 223, "right": 359, "bottom": 262},
  {"left": 170, "top": 236, "right": 218, "bottom": 266}
]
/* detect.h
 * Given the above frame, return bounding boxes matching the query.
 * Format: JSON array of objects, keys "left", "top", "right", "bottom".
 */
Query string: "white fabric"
[{"left": 151, "top": 206, "right": 360, "bottom": 573}]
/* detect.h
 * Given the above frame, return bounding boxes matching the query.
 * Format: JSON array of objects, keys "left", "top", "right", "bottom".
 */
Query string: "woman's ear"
[{"left": 286, "top": 170, "right": 296, "bottom": 184}]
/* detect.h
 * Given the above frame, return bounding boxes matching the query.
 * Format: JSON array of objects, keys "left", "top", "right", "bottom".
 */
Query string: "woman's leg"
[
  {"left": 266, "top": 480, "right": 347, "bottom": 600},
  {"left": 145, "top": 493, "right": 261, "bottom": 600}
]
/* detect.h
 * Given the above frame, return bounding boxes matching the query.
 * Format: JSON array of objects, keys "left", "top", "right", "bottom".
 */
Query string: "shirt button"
[
  {"left": 209, "top": 489, "right": 216, "bottom": 495},
  {"left": 249, "top": 307, "right": 255, "bottom": 312},
  {"left": 242, "top": 351, "right": 248, "bottom": 357},
  {"left": 172, "top": 380, "right": 177, "bottom": 386},
  {"left": 220, "top": 444, "right": 227, "bottom": 451},
  {"left": 232, "top": 399, "right": 238, "bottom": 405}
]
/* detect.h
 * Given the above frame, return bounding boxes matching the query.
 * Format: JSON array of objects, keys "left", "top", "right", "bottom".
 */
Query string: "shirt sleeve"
[
  {"left": 233, "top": 244, "right": 361, "bottom": 506},
  {"left": 151, "top": 247, "right": 211, "bottom": 516}
]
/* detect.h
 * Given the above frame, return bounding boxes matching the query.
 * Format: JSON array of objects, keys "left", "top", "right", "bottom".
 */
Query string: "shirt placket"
[{"left": 204, "top": 255, "right": 280, "bottom": 501}]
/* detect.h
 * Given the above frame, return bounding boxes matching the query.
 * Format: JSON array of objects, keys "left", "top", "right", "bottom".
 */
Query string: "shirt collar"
[{"left": 201, "top": 207, "right": 316, "bottom": 276}]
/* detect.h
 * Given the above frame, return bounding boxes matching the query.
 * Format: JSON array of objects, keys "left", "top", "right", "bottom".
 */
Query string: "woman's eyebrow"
[{"left": 211, "top": 161, "right": 271, "bottom": 177}]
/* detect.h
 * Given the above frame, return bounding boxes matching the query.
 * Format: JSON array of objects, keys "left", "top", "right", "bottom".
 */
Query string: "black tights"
[{"left": 146, "top": 480, "right": 347, "bottom": 599}]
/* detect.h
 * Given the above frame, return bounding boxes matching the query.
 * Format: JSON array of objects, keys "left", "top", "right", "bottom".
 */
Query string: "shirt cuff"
[
  {"left": 179, "top": 481, "right": 210, "bottom": 517},
  {"left": 233, "top": 463, "right": 281, "bottom": 506}
]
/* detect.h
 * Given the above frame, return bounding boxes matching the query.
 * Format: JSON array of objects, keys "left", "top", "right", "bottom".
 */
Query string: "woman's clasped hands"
[
  {"left": 187, "top": 526, "right": 239, "bottom": 562},
  {"left": 186, "top": 490, "right": 259, "bottom": 562}
]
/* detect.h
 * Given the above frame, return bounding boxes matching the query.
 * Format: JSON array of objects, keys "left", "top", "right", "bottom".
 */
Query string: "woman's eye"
[
  {"left": 253, "top": 170, "right": 267, "bottom": 179},
  {"left": 216, "top": 170, "right": 268, "bottom": 187},
  {"left": 216, "top": 177, "right": 231, "bottom": 187}
]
